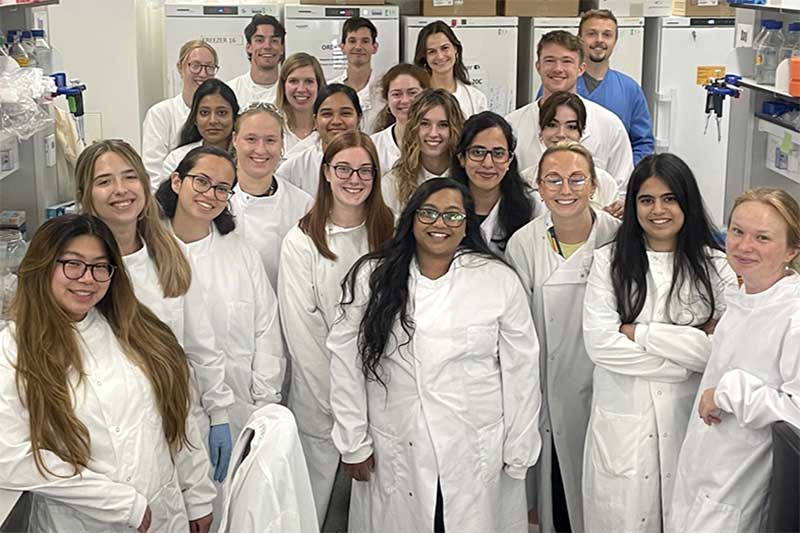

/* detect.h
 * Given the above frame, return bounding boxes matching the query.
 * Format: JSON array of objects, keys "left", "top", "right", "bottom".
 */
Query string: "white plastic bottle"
[
  {"left": 755, "top": 20, "right": 785, "bottom": 85},
  {"left": 31, "top": 29, "right": 51, "bottom": 73}
]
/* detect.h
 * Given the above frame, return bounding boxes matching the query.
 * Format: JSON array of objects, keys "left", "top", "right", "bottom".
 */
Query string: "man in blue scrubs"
[{"left": 578, "top": 9, "right": 654, "bottom": 165}]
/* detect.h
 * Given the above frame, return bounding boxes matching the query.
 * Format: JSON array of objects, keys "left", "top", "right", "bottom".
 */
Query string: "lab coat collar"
[
  {"left": 326, "top": 221, "right": 366, "bottom": 237},
  {"left": 233, "top": 178, "right": 285, "bottom": 205},
  {"left": 74, "top": 308, "right": 99, "bottom": 333},
  {"left": 122, "top": 239, "right": 150, "bottom": 268},
  {"left": 729, "top": 270, "right": 800, "bottom": 309},
  {"left": 181, "top": 224, "right": 216, "bottom": 257},
  {"left": 420, "top": 166, "right": 449, "bottom": 183}
]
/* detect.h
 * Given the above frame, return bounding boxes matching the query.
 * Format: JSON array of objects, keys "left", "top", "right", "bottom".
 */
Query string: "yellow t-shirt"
[{"left": 558, "top": 240, "right": 585, "bottom": 259}]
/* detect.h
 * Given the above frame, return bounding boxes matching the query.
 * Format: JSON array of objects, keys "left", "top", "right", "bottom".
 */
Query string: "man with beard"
[
  {"left": 228, "top": 14, "right": 286, "bottom": 108},
  {"left": 577, "top": 9, "right": 654, "bottom": 165}
]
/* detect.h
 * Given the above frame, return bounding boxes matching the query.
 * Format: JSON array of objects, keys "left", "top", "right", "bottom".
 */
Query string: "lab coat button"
[
  {"left": 409, "top": 442, "right": 413, "bottom": 447},
  {"left": 408, "top": 492, "right": 413, "bottom": 497},
  {"left": 656, "top": 390, "right": 663, "bottom": 396},
  {"left": 126, "top": 476, "right": 131, "bottom": 482},
  {"left": 662, "top": 432, "right": 668, "bottom": 438},
  {"left": 114, "top": 426, "right": 121, "bottom": 434},
  {"left": 666, "top": 473, "right": 671, "bottom": 478}
]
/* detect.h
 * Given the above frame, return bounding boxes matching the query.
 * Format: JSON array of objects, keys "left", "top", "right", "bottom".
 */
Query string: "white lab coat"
[
  {"left": 142, "top": 94, "right": 191, "bottom": 189},
  {"left": 370, "top": 125, "right": 400, "bottom": 176},
  {"left": 219, "top": 404, "right": 319, "bottom": 533},
  {"left": 478, "top": 193, "right": 543, "bottom": 258},
  {"left": 505, "top": 210, "right": 620, "bottom": 533},
  {"left": 0, "top": 311, "right": 216, "bottom": 532},
  {"left": 668, "top": 273, "right": 800, "bottom": 533},
  {"left": 330, "top": 71, "right": 384, "bottom": 134},
  {"left": 381, "top": 166, "right": 449, "bottom": 214},
  {"left": 274, "top": 139, "right": 324, "bottom": 197},
  {"left": 227, "top": 73, "right": 277, "bottom": 109},
  {"left": 521, "top": 161, "right": 621, "bottom": 207},
  {"left": 277, "top": 222, "right": 369, "bottom": 524},
  {"left": 506, "top": 96, "right": 634, "bottom": 187},
  {"left": 160, "top": 140, "right": 202, "bottom": 187},
  {"left": 228, "top": 179, "right": 314, "bottom": 291},
  {"left": 329, "top": 253, "right": 542, "bottom": 533},
  {"left": 285, "top": 129, "right": 319, "bottom": 157},
  {"left": 124, "top": 241, "right": 233, "bottom": 427},
  {"left": 453, "top": 81, "right": 489, "bottom": 117},
  {"left": 181, "top": 225, "right": 285, "bottom": 441},
  {"left": 582, "top": 245, "right": 738, "bottom": 532}
]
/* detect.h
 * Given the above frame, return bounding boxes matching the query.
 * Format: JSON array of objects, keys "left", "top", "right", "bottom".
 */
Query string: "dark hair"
[
  {"left": 244, "top": 14, "right": 286, "bottom": 61},
  {"left": 155, "top": 146, "right": 237, "bottom": 235},
  {"left": 413, "top": 21, "right": 471, "bottom": 86},
  {"left": 538, "top": 91, "right": 587, "bottom": 135},
  {"left": 314, "top": 82, "right": 363, "bottom": 117},
  {"left": 374, "top": 63, "right": 431, "bottom": 132},
  {"left": 612, "top": 153, "right": 723, "bottom": 324},
  {"left": 537, "top": 30, "right": 585, "bottom": 64},
  {"left": 451, "top": 111, "right": 535, "bottom": 251},
  {"left": 579, "top": 9, "right": 619, "bottom": 38},
  {"left": 340, "top": 178, "right": 496, "bottom": 387},
  {"left": 178, "top": 79, "right": 239, "bottom": 148},
  {"left": 341, "top": 16, "right": 377, "bottom": 43}
]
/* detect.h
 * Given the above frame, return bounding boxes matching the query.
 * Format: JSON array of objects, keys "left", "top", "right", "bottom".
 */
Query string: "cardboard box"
[
  {"left": 499, "top": 0, "right": 578, "bottom": 16},
  {"left": 421, "top": 0, "right": 496, "bottom": 16},
  {"left": 580, "top": 0, "right": 670, "bottom": 16},
  {"left": 672, "top": 0, "right": 735, "bottom": 16},
  {"left": 300, "top": 0, "right": 385, "bottom": 5}
]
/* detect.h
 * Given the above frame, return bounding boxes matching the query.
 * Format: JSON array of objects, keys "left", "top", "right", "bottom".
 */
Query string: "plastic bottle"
[
  {"left": 755, "top": 20, "right": 785, "bottom": 85},
  {"left": 19, "top": 31, "right": 36, "bottom": 67},
  {"left": 781, "top": 23, "right": 800, "bottom": 62},
  {"left": 0, "top": 228, "right": 28, "bottom": 321},
  {"left": 0, "top": 36, "right": 9, "bottom": 58},
  {"left": 31, "top": 29, "right": 51, "bottom": 73},
  {"left": 7, "top": 35, "right": 29, "bottom": 67}
]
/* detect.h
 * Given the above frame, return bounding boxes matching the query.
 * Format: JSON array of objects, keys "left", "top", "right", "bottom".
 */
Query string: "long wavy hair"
[
  {"left": 275, "top": 53, "right": 326, "bottom": 133},
  {"left": 299, "top": 132, "right": 394, "bottom": 260},
  {"left": 731, "top": 187, "right": 800, "bottom": 272},
  {"left": 612, "top": 153, "right": 722, "bottom": 324},
  {"left": 413, "top": 21, "right": 471, "bottom": 85},
  {"left": 340, "top": 178, "right": 496, "bottom": 387},
  {"left": 178, "top": 78, "right": 239, "bottom": 148},
  {"left": 10, "top": 214, "right": 192, "bottom": 477},
  {"left": 373, "top": 63, "right": 431, "bottom": 132},
  {"left": 155, "top": 146, "right": 238, "bottom": 235},
  {"left": 75, "top": 139, "right": 192, "bottom": 298},
  {"left": 451, "top": 111, "right": 535, "bottom": 251},
  {"left": 393, "top": 88, "right": 464, "bottom": 206}
]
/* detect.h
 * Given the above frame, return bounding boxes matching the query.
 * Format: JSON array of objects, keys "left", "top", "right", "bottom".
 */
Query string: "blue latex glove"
[{"left": 208, "top": 423, "right": 232, "bottom": 483}]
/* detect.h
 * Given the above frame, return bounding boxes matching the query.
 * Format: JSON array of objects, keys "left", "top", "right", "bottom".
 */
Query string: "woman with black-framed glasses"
[{"left": 329, "top": 177, "right": 542, "bottom": 533}]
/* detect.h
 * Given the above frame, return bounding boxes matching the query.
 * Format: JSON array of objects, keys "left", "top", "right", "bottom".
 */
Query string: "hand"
[
  {"left": 603, "top": 200, "right": 625, "bottom": 219},
  {"left": 619, "top": 323, "right": 636, "bottom": 342},
  {"left": 699, "top": 317, "right": 719, "bottom": 335},
  {"left": 137, "top": 506, "right": 152, "bottom": 533},
  {"left": 698, "top": 387, "right": 722, "bottom": 426},
  {"left": 208, "top": 423, "right": 233, "bottom": 482},
  {"left": 189, "top": 513, "right": 213, "bottom": 533},
  {"left": 344, "top": 455, "right": 374, "bottom": 482}
]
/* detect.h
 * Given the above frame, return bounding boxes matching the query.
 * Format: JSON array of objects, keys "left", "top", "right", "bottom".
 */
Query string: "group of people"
[{"left": 0, "top": 7, "right": 798, "bottom": 533}]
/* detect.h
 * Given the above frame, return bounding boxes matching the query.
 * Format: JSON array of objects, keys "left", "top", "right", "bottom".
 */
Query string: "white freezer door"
[{"left": 653, "top": 25, "right": 734, "bottom": 225}]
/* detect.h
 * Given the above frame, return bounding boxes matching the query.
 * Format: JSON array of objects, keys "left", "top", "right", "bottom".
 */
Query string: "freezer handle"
[{"left": 654, "top": 89, "right": 678, "bottom": 153}]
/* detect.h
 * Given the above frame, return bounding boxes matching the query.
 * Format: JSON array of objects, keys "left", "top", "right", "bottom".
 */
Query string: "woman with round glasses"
[
  {"left": 452, "top": 111, "right": 539, "bottom": 257},
  {"left": 143, "top": 40, "right": 219, "bottom": 182},
  {"left": 581, "top": 153, "right": 737, "bottom": 531},
  {"left": 278, "top": 131, "right": 393, "bottom": 525},
  {"left": 157, "top": 79, "right": 240, "bottom": 190},
  {"left": 0, "top": 214, "right": 215, "bottom": 532},
  {"left": 275, "top": 53, "right": 326, "bottom": 155},
  {"left": 75, "top": 140, "right": 235, "bottom": 485},
  {"left": 329, "top": 177, "right": 541, "bottom": 532},
  {"left": 505, "top": 141, "right": 620, "bottom": 533}
]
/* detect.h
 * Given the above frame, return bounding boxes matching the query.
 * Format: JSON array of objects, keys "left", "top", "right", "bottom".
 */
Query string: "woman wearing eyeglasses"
[
  {"left": 0, "top": 214, "right": 215, "bottom": 532},
  {"left": 143, "top": 40, "right": 219, "bottom": 182},
  {"left": 505, "top": 142, "right": 620, "bottom": 533},
  {"left": 75, "top": 140, "right": 235, "bottom": 485},
  {"left": 277, "top": 131, "right": 393, "bottom": 525},
  {"left": 329, "top": 177, "right": 542, "bottom": 533},
  {"left": 157, "top": 79, "right": 240, "bottom": 191},
  {"left": 451, "top": 112, "right": 539, "bottom": 257}
]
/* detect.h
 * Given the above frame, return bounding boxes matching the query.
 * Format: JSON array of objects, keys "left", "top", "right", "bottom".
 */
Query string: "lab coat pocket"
[
  {"left": 370, "top": 425, "right": 400, "bottom": 494},
  {"left": 589, "top": 406, "right": 641, "bottom": 478},
  {"left": 226, "top": 301, "right": 256, "bottom": 356},
  {"left": 477, "top": 417, "right": 505, "bottom": 483},
  {"left": 688, "top": 494, "right": 741, "bottom": 531},
  {"left": 464, "top": 325, "right": 499, "bottom": 377}
]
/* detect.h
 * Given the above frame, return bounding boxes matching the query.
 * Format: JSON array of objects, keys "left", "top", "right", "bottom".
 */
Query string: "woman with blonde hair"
[
  {"left": 278, "top": 131, "right": 394, "bottom": 525},
  {"left": 0, "top": 214, "right": 215, "bottom": 532},
  {"left": 75, "top": 139, "right": 235, "bottom": 484},
  {"left": 143, "top": 39, "right": 219, "bottom": 181},
  {"left": 381, "top": 88, "right": 464, "bottom": 213},
  {"left": 275, "top": 52, "right": 326, "bottom": 155}
]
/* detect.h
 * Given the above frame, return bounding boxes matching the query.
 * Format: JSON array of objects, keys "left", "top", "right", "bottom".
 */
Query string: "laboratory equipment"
[
  {"left": 31, "top": 30, "right": 52, "bottom": 74},
  {"left": 703, "top": 73, "right": 741, "bottom": 142},
  {"left": 50, "top": 72, "right": 87, "bottom": 143},
  {"left": 754, "top": 19, "right": 784, "bottom": 85},
  {"left": 0, "top": 221, "right": 28, "bottom": 322},
  {"left": 7, "top": 34, "right": 28, "bottom": 67}
]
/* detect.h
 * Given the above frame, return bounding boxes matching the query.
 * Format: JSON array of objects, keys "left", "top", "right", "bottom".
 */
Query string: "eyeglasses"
[
  {"left": 240, "top": 101, "right": 279, "bottom": 114},
  {"left": 540, "top": 173, "right": 589, "bottom": 191},
  {"left": 465, "top": 146, "right": 513, "bottom": 164},
  {"left": 187, "top": 62, "right": 219, "bottom": 76},
  {"left": 415, "top": 207, "right": 467, "bottom": 228},
  {"left": 56, "top": 259, "right": 116, "bottom": 282},
  {"left": 184, "top": 174, "right": 236, "bottom": 201},
  {"left": 327, "top": 163, "right": 375, "bottom": 181}
]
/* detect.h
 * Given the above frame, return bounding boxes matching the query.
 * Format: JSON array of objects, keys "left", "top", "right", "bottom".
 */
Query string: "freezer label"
[
  {"left": 697, "top": 0, "right": 719, "bottom": 5},
  {"left": 696, "top": 66, "right": 725, "bottom": 85},
  {"left": 202, "top": 35, "right": 244, "bottom": 46},
  {"left": 433, "top": 0, "right": 454, "bottom": 6}
]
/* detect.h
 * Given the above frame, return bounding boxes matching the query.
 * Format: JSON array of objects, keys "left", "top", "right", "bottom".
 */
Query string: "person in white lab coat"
[
  {"left": 219, "top": 404, "right": 319, "bottom": 533},
  {"left": 275, "top": 83, "right": 363, "bottom": 196},
  {"left": 229, "top": 104, "right": 313, "bottom": 290},
  {"left": 142, "top": 40, "right": 218, "bottom": 182},
  {"left": 370, "top": 63, "right": 430, "bottom": 175},
  {"left": 382, "top": 88, "right": 464, "bottom": 213},
  {"left": 413, "top": 21, "right": 488, "bottom": 117},
  {"left": 505, "top": 142, "right": 621, "bottom": 533},
  {"left": 75, "top": 140, "right": 235, "bottom": 484},
  {"left": 451, "top": 111, "right": 539, "bottom": 257},
  {"left": 581, "top": 153, "right": 738, "bottom": 532},
  {"left": 669, "top": 188, "right": 800, "bottom": 533},
  {"left": 227, "top": 14, "right": 285, "bottom": 109},
  {"left": 275, "top": 53, "right": 326, "bottom": 155},
  {"left": 278, "top": 131, "right": 394, "bottom": 525},
  {"left": 506, "top": 30, "right": 633, "bottom": 182},
  {"left": 158, "top": 79, "right": 240, "bottom": 190},
  {"left": 0, "top": 214, "right": 215, "bottom": 532},
  {"left": 329, "top": 17, "right": 383, "bottom": 134},
  {"left": 329, "top": 177, "right": 542, "bottom": 533}
]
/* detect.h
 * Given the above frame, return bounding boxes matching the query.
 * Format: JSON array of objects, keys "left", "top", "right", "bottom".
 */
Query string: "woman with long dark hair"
[
  {"left": 329, "top": 178, "right": 542, "bottom": 533},
  {"left": 581, "top": 153, "right": 737, "bottom": 532}
]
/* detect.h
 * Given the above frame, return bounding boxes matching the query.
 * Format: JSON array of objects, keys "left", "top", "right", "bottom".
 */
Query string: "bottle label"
[
  {"left": 756, "top": 54, "right": 764, "bottom": 66},
  {"left": 14, "top": 57, "right": 28, "bottom": 67}
]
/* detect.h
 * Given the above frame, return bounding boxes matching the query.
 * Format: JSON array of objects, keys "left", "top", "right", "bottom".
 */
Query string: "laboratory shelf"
[
  {"left": 756, "top": 111, "right": 800, "bottom": 133},
  {"left": 731, "top": 2, "right": 800, "bottom": 14},
  {"left": 739, "top": 77, "right": 799, "bottom": 99}
]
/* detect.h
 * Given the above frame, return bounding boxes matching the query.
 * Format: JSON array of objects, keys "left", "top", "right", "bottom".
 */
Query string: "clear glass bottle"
[
  {"left": 31, "top": 29, "right": 51, "bottom": 73},
  {"left": 755, "top": 20, "right": 785, "bottom": 85},
  {"left": 19, "top": 31, "right": 36, "bottom": 67},
  {"left": 0, "top": 228, "right": 28, "bottom": 321},
  {"left": 7, "top": 35, "right": 29, "bottom": 68},
  {"left": 781, "top": 23, "right": 800, "bottom": 62}
]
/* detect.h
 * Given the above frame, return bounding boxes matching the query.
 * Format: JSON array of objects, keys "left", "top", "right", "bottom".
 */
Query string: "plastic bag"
[{"left": 0, "top": 67, "right": 55, "bottom": 140}]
